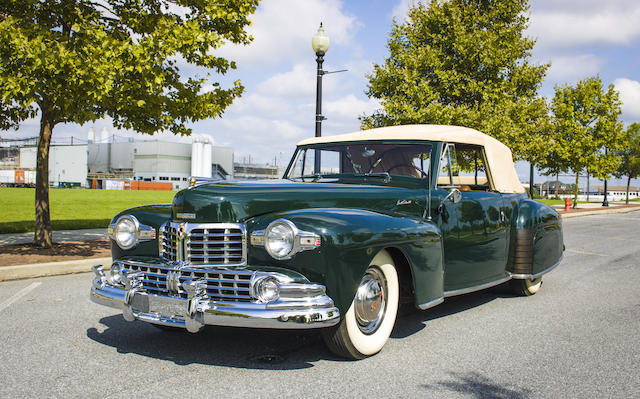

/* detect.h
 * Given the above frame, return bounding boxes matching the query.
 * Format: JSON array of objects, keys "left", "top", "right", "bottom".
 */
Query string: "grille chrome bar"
[
  {"left": 159, "top": 222, "right": 247, "bottom": 266},
  {"left": 121, "top": 262, "right": 253, "bottom": 303}
]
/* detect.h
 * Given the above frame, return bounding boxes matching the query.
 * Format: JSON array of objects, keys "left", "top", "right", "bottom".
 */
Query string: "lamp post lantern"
[{"left": 312, "top": 23, "right": 330, "bottom": 139}]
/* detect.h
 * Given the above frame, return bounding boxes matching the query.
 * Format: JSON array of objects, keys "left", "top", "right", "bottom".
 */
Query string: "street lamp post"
[
  {"left": 312, "top": 23, "right": 330, "bottom": 173},
  {"left": 602, "top": 146, "right": 609, "bottom": 207},
  {"left": 312, "top": 23, "right": 330, "bottom": 139}
]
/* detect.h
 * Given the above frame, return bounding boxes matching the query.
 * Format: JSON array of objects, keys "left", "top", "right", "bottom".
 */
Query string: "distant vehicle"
[{"left": 91, "top": 125, "right": 564, "bottom": 359}]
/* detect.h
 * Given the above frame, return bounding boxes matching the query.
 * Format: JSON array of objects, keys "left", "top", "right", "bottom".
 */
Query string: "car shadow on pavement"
[
  {"left": 87, "top": 283, "right": 519, "bottom": 368},
  {"left": 86, "top": 314, "right": 333, "bottom": 370},
  {"left": 421, "top": 371, "right": 532, "bottom": 398},
  {"left": 391, "top": 283, "right": 515, "bottom": 339}
]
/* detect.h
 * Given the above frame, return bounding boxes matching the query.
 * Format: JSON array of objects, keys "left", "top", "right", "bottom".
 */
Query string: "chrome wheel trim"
[{"left": 354, "top": 267, "right": 387, "bottom": 335}]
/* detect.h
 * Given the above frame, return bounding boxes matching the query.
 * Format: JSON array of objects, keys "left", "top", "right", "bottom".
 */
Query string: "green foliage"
[
  {"left": 0, "top": 0, "right": 258, "bottom": 245},
  {"left": 551, "top": 76, "right": 624, "bottom": 177},
  {"left": 615, "top": 123, "right": 640, "bottom": 180},
  {"left": 361, "top": 0, "right": 549, "bottom": 161},
  {"left": 0, "top": 188, "right": 176, "bottom": 233},
  {"left": 0, "top": 0, "right": 258, "bottom": 133},
  {"left": 550, "top": 75, "right": 624, "bottom": 205},
  {"left": 614, "top": 123, "right": 640, "bottom": 203}
]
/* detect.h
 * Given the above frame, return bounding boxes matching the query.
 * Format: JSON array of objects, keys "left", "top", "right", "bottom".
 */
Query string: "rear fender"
[{"left": 509, "top": 200, "right": 564, "bottom": 276}]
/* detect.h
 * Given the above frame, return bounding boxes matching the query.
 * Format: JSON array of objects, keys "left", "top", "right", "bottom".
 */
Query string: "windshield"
[{"left": 285, "top": 143, "right": 432, "bottom": 182}]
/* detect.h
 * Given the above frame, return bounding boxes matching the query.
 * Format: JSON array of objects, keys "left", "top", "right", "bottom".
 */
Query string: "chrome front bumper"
[{"left": 90, "top": 264, "right": 340, "bottom": 332}]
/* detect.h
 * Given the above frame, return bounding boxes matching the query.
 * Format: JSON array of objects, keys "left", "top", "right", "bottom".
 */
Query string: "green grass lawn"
[
  {"left": 534, "top": 198, "right": 564, "bottom": 206},
  {"left": 0, "top": 188, "right": 176, "bottom": 234}
]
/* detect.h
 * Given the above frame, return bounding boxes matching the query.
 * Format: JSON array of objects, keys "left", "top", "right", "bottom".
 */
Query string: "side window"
[
  {"left": 451, "top": 144, "right": 492, "bottom": 191},
  {"left": 438, "top": 144, "right": 456, "bottom": 186}
]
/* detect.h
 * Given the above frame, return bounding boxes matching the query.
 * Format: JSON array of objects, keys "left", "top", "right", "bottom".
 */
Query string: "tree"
[
  {"left": 614, "top": 123, "right": 640, "bottom": 204},
  {"left": 361, "top": 0, "right": 549, "bottom": 162},
  {"left": 0, "top": 0, "right": 258, "bottom": 247},
  {"left": 551, "top": 76, "right": 624, "bottom": 208}
]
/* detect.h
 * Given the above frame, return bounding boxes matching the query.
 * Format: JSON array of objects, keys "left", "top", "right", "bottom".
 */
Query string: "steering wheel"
[{"left": 387, "top": 163, "right": 427, "bottom": 178}]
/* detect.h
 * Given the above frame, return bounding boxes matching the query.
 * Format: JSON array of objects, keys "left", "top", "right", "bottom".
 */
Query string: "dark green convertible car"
[{"left": 90, "top": 124, "right": 564, "bottom": 359}]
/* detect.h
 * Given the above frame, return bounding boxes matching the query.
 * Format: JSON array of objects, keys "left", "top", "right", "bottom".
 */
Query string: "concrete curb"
[
  {"left": 1, "top": 206, "right": 639, "bottom": 282},
  {"left": 0, "top": 257, "right": 111, "bottom": 282},
  {"left": 559, "top": 205, "right": 640, "bottom": 218}
]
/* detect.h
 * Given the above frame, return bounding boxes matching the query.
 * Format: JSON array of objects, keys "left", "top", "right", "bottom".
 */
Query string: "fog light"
[
  {"left": 251, "top": 276, "right": 280, "bottom": 303},
  {"left": 110, "top": 263, "right": 123, "bottom": 285}
]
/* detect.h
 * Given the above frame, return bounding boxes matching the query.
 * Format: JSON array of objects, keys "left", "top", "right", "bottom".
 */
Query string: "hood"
[{"left": 171, "top": 179, "right": 423, "bottom": 223}]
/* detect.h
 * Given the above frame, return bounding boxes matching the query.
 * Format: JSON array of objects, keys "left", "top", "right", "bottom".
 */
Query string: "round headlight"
[
  {"left": 114, "top": 216, "right": 138, "bottom": 249},
  {"left": 265, "top": 220, "right": 295, "bottom": 260},
  {"left": 251, "top": 276, "right": 280, "bottom": 303}
]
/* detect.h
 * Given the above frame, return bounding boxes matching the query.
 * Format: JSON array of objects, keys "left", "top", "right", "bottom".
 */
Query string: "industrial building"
[
  {"left": 0, "top": 143, "right": 88, "bottom": 187},
  {"left": 1, "top": 128, "right": 288, "bottom": 189},
  {"left": 88, "top": 138, "right": 234, "bottom": 190}
]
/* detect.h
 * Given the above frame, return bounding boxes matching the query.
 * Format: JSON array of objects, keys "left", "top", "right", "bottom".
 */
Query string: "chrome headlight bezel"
[
  {"left": 264, "top": 219, "right": 296, "bottom": 260},
  {"left": 250, "top": 218, "right": 321, "bottom": 261},
  {"left": 108, "top": 215, "right": 156, "bottom": 250}
]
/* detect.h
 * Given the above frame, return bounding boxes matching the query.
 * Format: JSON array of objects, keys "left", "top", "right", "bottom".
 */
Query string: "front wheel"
[
  {"left": 322, "top": 250, "right": 399, "bottom": 359},
  {"left": 509, "top": 277, "right": 542, "bottom": 296}
]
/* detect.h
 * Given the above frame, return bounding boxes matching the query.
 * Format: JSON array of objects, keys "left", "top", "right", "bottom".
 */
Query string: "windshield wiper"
[{"left": 353, "top": 172, "right": 391, "bottom": 182}]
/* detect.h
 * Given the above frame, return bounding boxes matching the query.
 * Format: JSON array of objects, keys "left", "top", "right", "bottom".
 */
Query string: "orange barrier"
[{"left": 129, "top": 181, "right": 173, "bottom": 191}]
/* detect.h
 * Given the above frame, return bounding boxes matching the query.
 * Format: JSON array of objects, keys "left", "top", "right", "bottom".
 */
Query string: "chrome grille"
[
  {"left": 160, "top": 222, "right": 246, "bottom": 266},
  {"left": 122, "top": 263, "right": 252, "bottom": 302}
]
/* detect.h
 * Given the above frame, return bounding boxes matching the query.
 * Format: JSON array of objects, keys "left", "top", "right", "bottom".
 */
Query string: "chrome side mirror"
[
  {"left": 436, "top": 188, "right": 462, "bottom": 221},
  {"left": 443, "top": 188, "right": 462, "bottom": 204}
]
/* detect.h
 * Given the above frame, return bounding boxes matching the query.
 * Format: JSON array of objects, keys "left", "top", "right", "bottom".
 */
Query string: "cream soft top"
[{"left": 296, "top": 124, "right": 525, "bottom": 194}]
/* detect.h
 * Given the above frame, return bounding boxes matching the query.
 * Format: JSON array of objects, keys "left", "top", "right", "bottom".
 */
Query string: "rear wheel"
[
  {"left": 509, "top": 277, "right": 542, "bottom": 296},
  {"left": 322, "top": 250, "right": 399, "bottom": 359}
]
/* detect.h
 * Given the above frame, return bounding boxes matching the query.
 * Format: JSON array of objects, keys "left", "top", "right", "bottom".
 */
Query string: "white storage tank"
[{"left": 202, "top": 139, "right": 212, "bottom": 178}]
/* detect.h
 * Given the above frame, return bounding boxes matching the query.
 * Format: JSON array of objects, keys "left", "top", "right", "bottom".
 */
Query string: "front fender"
[
  {"left": 110, "top": 204, "right": 172, "bottom": 260},
  {"left": 246, "top": 208, "right": 443, "bottom": 314}
]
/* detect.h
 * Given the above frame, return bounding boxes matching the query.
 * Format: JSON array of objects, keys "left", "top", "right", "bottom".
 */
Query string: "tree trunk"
[
  {"left": 34, "top": 111, "right": 55, "bottom": 248},
  {"left": 529, "top": 162, "right": 534, "bottom": 199},
  {"left": 626, "top": 175, "right": 631, "bottom": 205},
  {"left": 573, "top": 172, "right": 579, "bottom": 209}
]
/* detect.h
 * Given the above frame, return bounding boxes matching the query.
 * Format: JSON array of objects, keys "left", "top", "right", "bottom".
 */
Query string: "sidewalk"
[
  {"left": 1, "top": 204, "right": 639, "bottom": 282},
  {"left": 0, "top": 228, "right": 106, "bottom": 246}
]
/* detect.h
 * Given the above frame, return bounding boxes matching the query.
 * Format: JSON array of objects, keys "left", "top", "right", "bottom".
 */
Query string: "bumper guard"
[{"left": 90, "top": 264, "right": 340, "bottom": 332}]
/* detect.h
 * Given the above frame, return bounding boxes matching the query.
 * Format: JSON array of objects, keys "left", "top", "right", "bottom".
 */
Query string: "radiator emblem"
[{"left": 177, "top": 223, "right": 186, "bottom": 240}]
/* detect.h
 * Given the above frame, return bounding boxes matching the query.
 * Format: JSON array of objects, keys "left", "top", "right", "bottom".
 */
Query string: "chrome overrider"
[{"left": 90, "top": 263, "right": 340, "bottom": 332}]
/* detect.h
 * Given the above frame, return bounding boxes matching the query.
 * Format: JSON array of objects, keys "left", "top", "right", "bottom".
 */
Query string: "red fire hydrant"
[{"left": 564, "top": 197, "right": 571, "bottom": 211}]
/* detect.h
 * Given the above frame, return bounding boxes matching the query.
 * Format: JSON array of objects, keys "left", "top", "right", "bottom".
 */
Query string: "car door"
[{"left": 437, "top": 143, "right": 509, "bottom": 293}]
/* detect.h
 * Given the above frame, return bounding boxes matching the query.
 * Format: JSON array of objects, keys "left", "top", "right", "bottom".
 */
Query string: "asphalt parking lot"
[{"left": 1, "top": 212, "right": 638, "bottom": 398}]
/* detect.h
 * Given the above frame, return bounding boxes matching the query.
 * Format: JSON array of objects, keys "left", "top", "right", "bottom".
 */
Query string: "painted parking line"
[
  {"left": 565, "top": 248, "right": 608, "bottom": 257},
  {"left": 0, "top": 282, "right": 42, "bottom": 313}
]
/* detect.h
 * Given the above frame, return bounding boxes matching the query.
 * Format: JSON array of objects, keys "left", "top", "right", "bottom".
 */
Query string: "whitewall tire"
[
  {"left": 509, "top": 277, "right": 542, "bottom": 296},
  {"left": 322, "top": 250, "right": 399, "bottom": 359}
]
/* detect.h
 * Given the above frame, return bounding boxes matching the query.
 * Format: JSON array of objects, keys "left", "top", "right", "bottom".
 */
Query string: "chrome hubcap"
[{"left": 354, "top": 267, "right": 387, "bottom": 335}]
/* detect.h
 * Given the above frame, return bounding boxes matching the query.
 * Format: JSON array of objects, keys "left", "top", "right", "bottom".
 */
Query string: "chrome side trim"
[
  {"left": 444, "top": 275, "right": 512, "bottom": 298},
  {"left": 418, "top": 297, "right": 444, "bottom": 310},
  {"left": 511, "top": 254, "right": 564, "bottom": 280}
]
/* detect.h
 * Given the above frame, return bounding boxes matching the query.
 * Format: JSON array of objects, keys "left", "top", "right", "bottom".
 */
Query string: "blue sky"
[{"left": 7, "top": 0, "right": 640, "bottom": 186}]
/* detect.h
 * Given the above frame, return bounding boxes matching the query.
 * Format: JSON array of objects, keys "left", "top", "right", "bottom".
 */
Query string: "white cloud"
[
  {"left": 529, "top": 7, "right": 640, "bottom": 49},
  {"left": 217, "top": 0, "right": 362, "bottom": 68},
  {"left": 544, "top": 54, "right": 604, "bottom": 82},
  {"left": 391, "top": 0, "right": 412, "bottom": 21},
  {"left": 255, "top": 63, "right": 316, "bottom": 98},
  {"left": 614, "top": 78, "right": 640, "bottom": 122},
  {"left": 325, "top": 95, "right": 380, "bottom": 121}
]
